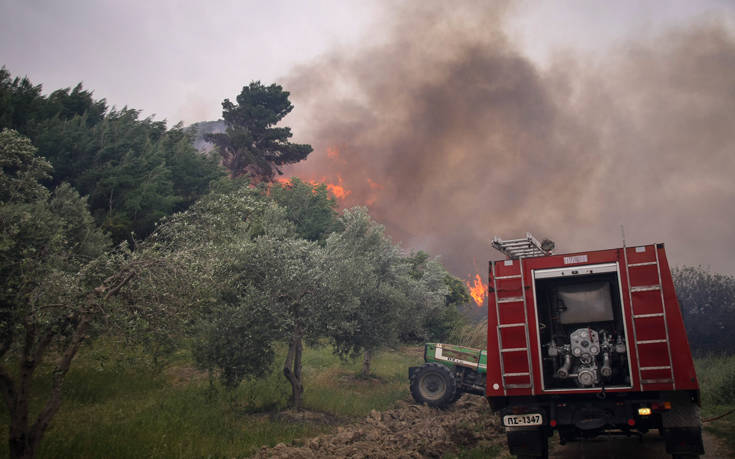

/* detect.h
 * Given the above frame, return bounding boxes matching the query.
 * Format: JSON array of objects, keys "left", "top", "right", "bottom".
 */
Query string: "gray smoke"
[{"left": 281, "top": 2, "right": 735, "bottom": 284}]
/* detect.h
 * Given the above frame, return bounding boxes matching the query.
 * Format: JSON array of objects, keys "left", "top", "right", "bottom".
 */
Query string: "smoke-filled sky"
[{"left": 2, "top": 0, "right": 735, "bottom": 283}]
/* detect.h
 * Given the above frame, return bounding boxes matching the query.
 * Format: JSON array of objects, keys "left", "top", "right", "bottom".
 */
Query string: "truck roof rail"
[{"left": 491, "top": 233, "right": 554, "bottom": 259}]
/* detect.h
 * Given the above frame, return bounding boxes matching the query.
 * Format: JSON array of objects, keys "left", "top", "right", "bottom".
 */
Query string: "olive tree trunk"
[
  {"left": 361, "top": 349, "right": 373, "bottom": 377},
  {"left": 283, "top": 332, "right": 304, "bottom": 410}
]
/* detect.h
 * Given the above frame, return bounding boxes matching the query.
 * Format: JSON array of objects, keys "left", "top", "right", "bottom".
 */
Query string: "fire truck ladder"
[
  {"left": 624, "top": 245, "right": 675, "bottom": 389},
  {"left": 492, "top": 258, "right": 535, "bottom": 394},
  {"left": 491, "top": 233, "right": 552, "bottom": 259},
  {"left": 490, "top": 233, "right": 553, "bottom": 394}
]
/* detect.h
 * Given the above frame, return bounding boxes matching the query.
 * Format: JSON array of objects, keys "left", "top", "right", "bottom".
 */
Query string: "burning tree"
[{"left": 205, "top": 82, "right": 313, "bottom": 182}]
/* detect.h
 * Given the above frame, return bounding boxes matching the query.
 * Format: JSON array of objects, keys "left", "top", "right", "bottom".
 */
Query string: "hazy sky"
[
  {"left": 2, "top": 0, "right": 729, "bottom": 124},
  {"left": 2, "top": 0, "right": 735, "bottom": 282}
]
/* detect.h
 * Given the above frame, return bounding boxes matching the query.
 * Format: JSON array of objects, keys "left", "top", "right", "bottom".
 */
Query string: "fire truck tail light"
[
  {"left": 651, "top": 401, "right": 671, "bottom": 411},
  {"left": 550, "top": 419, "right": 557, "bottom": 427}
]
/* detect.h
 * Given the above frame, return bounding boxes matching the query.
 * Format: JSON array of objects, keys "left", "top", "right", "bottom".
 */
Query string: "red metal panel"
[
  {"left": 635, "top": 316, "right": 668, "bottom": 341},
  {"left": 504, "top": 374, "right": 532, "bottom": 386},
  {"left": 656, "top": 245, "right": 699, "bottom": 390},
  {"left": 503, "top": 350, "right": 531, "bottom": 374},
  {"left": 626, "top": 246, "right": 657, "bottom": 264},
  {"left": 499, "top": 326, "right": 527, "bottom": 349},
  {"left": 628, "top": 264, "right": 660, "bottom": 287},
  {"left": 496, "top": 278, "right": 523, "bottom": 301},
  {"left": 637, "top": 341, "right": 671, "bottom": 367},
  {"left": 498, "top": 302, "right": 526, "bottom": 325},
  {"left": 631, "top": 290, "right": 664, "bottom": 315},
  {"left": 640, "top": 367, "right": 673, "bottom": 381},
  {"left": 495, "top": 259, "right": 520, "bottom": 277}
]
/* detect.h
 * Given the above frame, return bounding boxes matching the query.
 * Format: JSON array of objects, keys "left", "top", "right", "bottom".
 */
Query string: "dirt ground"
[
  {"left": 253, "top": 395, "right": 509, "bottom": 458},
  {"left": 253, "top": 396, "right": 733, "bottom": 458}
]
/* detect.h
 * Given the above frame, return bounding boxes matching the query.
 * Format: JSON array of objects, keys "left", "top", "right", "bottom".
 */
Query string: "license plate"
[{"left": 503, "top": 413, "right": 543, "bottom": 426}]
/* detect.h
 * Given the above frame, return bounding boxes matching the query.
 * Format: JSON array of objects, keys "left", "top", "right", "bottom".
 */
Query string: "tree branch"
[
  {"left": 30, "top": 315, "right": 89, "bottom": 446},
  {"left": 103, "top": 270, "right": 136, "bottom": 301}
]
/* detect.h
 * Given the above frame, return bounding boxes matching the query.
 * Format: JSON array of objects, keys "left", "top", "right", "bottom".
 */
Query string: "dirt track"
[{"left": 253, "top": 396, "right": 732, "bottom": 458}]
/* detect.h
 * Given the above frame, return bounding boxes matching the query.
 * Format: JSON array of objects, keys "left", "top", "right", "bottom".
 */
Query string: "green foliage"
[
  {"left": 0, "top": 68, "right": 44, "bottom": 132},
  {"left": 0, "top": 68, "right": 224, "bottom": 244},
  {"left": 423, "top": 274, "right": 470, "bottom": 342},
  {"left": 269, "top": 177, "right": 341, "bottom": 242},
  {"left": 0, "top": 132, "right": 215, "bottom": 457},
  {"left": 696, "top": 354, "right": 735, "bottom": 406},
  {"left": 326, "top": 210, "right": 451, "bottom": 372},
  {"left": 326, "top": 208, "right": 406, "bottom": 361},
  {"left": 673, "top": 266, "right": 735, "bottom": 354},
  {"left": 396, "top": 250, "right": 455, "bottom": 344},
  {"left": 695, "top": 355, "right": 735, "bottom": 452},
  {"left": 192, "top": 289, "right": 277, "bottom": 388},
  {"left": 205, "top": 81, "right": 312, "bottom": 181},
  {"left": 0, "top": 130, "right": 109, "bottom": 348},
  {"left": 0, "top": 128, "right": 51, "bottom": 203}
]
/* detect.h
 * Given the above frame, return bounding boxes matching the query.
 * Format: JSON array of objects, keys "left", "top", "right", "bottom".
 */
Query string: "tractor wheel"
[{"left": 410, "top": 362, "right": 457, "bottom": 408}]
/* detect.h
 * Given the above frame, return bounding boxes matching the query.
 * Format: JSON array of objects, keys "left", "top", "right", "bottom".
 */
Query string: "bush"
[{"left": 696, "top": 354, "right": 735, "bottom": 406}]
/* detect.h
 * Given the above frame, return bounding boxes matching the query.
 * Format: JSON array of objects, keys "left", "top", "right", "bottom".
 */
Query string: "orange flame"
[
  {"left": 325, "top": 175, "right": 350, "bottom": 199},
  {"left": 274, "top": 176, "right": 351, "bottom": 201},
  {"left": 465, "top": 274, "right": 488, "bottom": 307}
]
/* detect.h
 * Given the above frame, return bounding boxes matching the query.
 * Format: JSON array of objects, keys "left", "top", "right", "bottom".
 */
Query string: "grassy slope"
[
  {"left": 0, "top": 342, "right": 423, "bottom": 458},
  {"left": 2, "top": 341, "right": 733, "bottom": 458}
]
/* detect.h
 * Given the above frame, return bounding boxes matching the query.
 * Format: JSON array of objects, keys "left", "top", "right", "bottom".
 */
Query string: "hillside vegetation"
[{"left": 0, "top": 68, "right": 469, "bottom": 458}]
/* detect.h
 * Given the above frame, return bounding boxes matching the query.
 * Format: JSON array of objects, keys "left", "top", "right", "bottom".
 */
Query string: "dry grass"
[{"left": 451, "top": 320, "right": 488, "bottom": 349}]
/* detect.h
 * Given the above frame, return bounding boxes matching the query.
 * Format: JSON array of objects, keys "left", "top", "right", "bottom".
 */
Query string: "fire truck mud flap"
[
  {"left": 661, "top": 395, "right": 705, "bottom": 456},
  {"left": 506, "top": 427, "right": 549, "bottom": 458}
]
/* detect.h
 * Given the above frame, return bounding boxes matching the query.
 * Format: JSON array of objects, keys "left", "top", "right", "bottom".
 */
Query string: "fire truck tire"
[{"left": 410, "top": 363, "right": 457, "bottom": 408}]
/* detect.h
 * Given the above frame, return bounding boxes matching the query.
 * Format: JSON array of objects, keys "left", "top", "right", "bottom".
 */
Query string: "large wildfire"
[
  {"left": 277, "top": 1, "right": 735, "bottom": 300},
  {"left": 274, "top": 149, "right": 357, "bottom": 203},
  {"left": 276, "top": 146, "right": 383, "bottom": 207},
  {"left": 279, "top": 145, "right": 492, "bottom": 308}
]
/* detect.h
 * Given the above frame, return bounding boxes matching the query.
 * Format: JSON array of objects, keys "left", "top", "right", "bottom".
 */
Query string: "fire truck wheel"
[{"left": 410, "top": 363, "right": 457, "bottom": 408}]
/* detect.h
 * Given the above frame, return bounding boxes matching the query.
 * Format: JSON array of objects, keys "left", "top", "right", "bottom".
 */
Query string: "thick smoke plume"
[{"left": 282, "top": 2, "right": 735, "bottom": 292}]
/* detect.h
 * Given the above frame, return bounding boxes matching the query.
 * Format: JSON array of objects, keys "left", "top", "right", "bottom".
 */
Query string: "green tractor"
[{"left": 409, "top": 343, "right": 487, "bottom": 408}]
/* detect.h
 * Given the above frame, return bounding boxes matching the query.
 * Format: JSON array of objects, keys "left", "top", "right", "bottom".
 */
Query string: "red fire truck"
[{"left": 486, "top": 234, "right": 703, "bottom": 458}]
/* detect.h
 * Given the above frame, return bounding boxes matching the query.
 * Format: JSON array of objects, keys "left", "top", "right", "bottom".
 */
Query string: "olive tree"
[
  {"left": 156, "top": 178, "right": 337, "bottom": 409},
  {"left": 326, "top": 208, "right": 449, "bottom": 376},
  {"left": 0, "top": 129, "right": 205, "bottom": 458}
]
